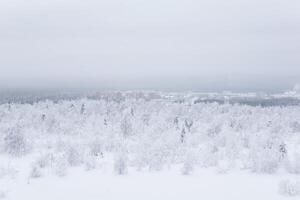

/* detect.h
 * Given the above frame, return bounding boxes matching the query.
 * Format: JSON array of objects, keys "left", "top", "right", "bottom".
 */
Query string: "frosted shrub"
[
  {"left": 66, "top": 146, "right": 82, "bottom": 167},
  {"left": 55, "top": 143, "right": 83, "bottom": 167},
  {"left": 142, "top": 145, "right": 168, "bottom": 171},
  {"left": 54, "top": 161, "right": 68, "bottom": 177},
  {"left": 89, "top": 140, "right": 103, "bottom": 157},
  {"left": 181, "top": 150, "right": 196, "bottom": 175},
  {"left": 279, "top": 179, "right": 300, "bottom": 196},
  {"left": 54, "top": 163, "right": 67, "bottom": 177},
  {"left": 120, "top": 117, "right": 133, "bottom": 137},
  {"left": 181, "top": 159, "right": 194, "bottom": 175},
  {"left": 52, "top": 153, "right": 68, "bottom": 177},
  {"left": 30, "top": 165, "right": 42, "bottom": 178},
  {"left": 3, "top": 128, "right": 29, "bottom": 156},
  {"left": 251, "top": 150, "right": 280, "bottom": 173},
  {"left": 290, "top": 121, "right": 300, "bottom": 133},
  {"left": 217, "top": 159, "right": 232, "bottom": 174},
  {"left": 114, "top": 152, "right": 128, "bottom": 175},
  {"left": 285, "top": 142, "right": 300, "bottom": 174},
  {"left": 207, "top": 123, "right": 222, "bottom": 138},
  {"left": 198, "top": 143, "right": 218, "bottom": 168},
  {"left": 84, "top": 156, "right": 97, "bottom": 171},
  {"left": 35, "top": 153, "right": 53, "bottom": 168},
  {"left": 249, "top": 136, "right": 283, "bottom": 173}
]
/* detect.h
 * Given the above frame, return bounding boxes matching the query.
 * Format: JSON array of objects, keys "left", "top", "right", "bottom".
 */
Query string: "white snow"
[
  {"left": 1, "top": 154, "right": 299, "bottom": 200},
  {"left": 1, "top": 91, "right": 300, "bottom": 199}
]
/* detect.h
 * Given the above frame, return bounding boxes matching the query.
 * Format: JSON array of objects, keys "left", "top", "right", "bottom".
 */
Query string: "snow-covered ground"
[
  {"left": 1, "top": 91, "right": 300, "bottom": 199},
  {"left": 1, "top": 155, "right": 299, "bottom": 200}
]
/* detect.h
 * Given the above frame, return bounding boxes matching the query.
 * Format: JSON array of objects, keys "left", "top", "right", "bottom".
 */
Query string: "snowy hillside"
[{"left": 1, "top": 91, "right": 300, "bottom": 199}]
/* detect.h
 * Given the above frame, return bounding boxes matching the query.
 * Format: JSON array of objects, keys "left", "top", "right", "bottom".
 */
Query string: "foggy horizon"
[
  {"left": 1, "top": 0, "right": 300, "bottom": 92},
  {"left": 0, "top": 73, "right": 299, "bottom": 93}
]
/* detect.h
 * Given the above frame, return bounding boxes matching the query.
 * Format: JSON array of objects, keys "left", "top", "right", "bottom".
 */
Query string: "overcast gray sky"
[{"left": 0, "top": 0, "right": 300, "bottom": 92}]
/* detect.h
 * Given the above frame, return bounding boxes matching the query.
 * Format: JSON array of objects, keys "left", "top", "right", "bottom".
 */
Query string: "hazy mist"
[{"left": 1, "top": 0, "right": 300, "bottom": 92}]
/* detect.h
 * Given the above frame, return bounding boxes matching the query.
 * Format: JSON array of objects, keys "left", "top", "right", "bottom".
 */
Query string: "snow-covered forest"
[
  {"left": 1, "top": 0, "right": 300, "bottom": 198},
  {"left": 1, "top": 91, "right": 300, "bottom": 199}
]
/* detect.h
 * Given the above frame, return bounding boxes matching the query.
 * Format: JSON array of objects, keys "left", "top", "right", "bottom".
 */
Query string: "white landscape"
[
  {"left": 1, "top": 91, "right": 300, "bottom": 199},
  {"left": 1, "top": 0, "right": 300, "bottom": 199}
]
